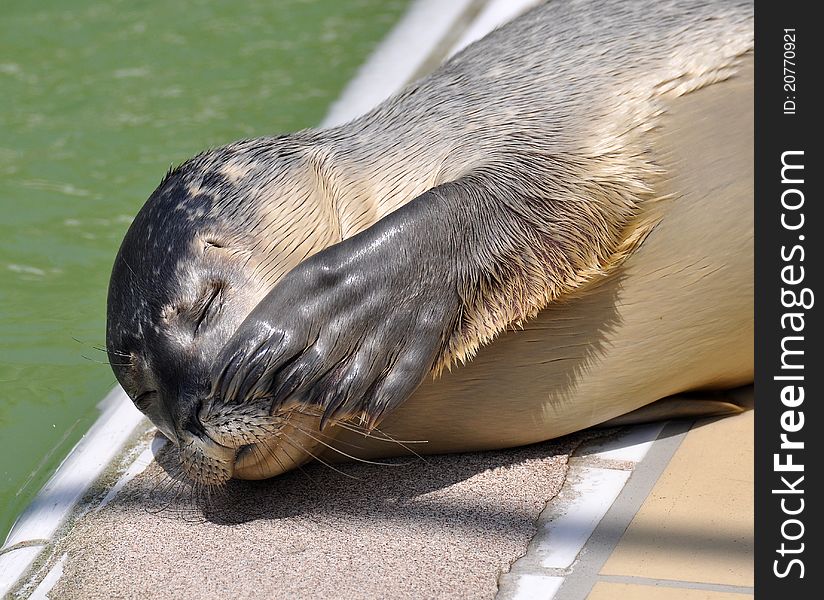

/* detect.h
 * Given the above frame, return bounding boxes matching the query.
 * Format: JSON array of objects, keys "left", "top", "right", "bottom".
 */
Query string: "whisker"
[
  {"left": 97, "top": 345, "right": 132, "bottom": 358},
  {"left": 256, "top": 413, "right": 363, "bottom": 450},
  {"left": 320, "top": 413, "right": 429, "bottom": 445},
  {"left": 278, "top": 431, "right": 361, "bottom": 480},
  {"left": 295, "top": 406, "right": 427, "bottom": 444},
  {"left": 81, "top": 354, "right": 131, "bottom": 366},
  {"left": 145, "top": 453, "right": 192, "bottom": 515},
  {"left": 276, "top": 436, "right": 324, "bottom": 487},
  {"left": 120, "top": 255, "right": 152, "bottom": 297},
  {"left": 282, "top": 419, "right": 368, "bottom": 452},
  {"left": 235, "top": 425, "right": 315, "bottom": 490},
  {"left": 288, "top": 407, "right": 429, "bottom": 466},
  {"left": 147, "top": 477, "right": 187, "bottom": 514},
  {"left": 365, "top": 426, "right": 430, "bottom": 465},
  {"left": 289, "top": 422, "right": 410, "bottom": 467},
  {"left": 71, "top": 337, "right": 132, "bottom": 359}
]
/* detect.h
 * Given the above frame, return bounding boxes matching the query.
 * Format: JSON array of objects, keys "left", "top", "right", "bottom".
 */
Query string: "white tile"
[
  {"left": 0, "top": 545, "right": 45, "bottom": 597},
  {"left": 583, "top": 423, "right": 664, "bottom": 464},
  {"left": 28, "top": 553, "right": 67, "bottom": 600},
  {"left": 537, "top": 467, "right": 631, "bottom": 569},
  {"left": 510, "top": 574, "right": 565, "bottom": 600}
]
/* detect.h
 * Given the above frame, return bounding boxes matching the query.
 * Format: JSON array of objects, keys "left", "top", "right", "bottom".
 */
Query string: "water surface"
[{"left": 0, "top": 0, "right": 407, "bottom": 542}]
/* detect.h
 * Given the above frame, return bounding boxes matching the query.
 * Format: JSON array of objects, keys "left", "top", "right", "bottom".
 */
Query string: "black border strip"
[{"left": 755, "top": 1, "right": 822, "bottom": 597}]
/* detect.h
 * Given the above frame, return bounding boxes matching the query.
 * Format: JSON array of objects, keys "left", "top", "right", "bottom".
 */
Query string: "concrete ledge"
[{"left": 0, "top": 387, "right": 146, "bottom": 597}]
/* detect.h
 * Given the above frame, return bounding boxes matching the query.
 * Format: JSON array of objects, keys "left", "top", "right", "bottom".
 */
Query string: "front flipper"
[
  {"left": 211, "top": 168, "right": 649, "bottom": 430},
  {"left": 210, "top": 183, "right": 464, "bottom": 429}
]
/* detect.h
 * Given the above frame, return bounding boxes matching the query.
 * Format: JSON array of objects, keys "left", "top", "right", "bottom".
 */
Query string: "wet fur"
[{"left": 107, "top": 0, "right": 754, "bottom": 483}]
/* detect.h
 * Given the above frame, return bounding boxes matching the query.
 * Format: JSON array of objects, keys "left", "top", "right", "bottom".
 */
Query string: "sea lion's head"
[{"left": 107, "top": 136, "right": 337, "bottom": 485}]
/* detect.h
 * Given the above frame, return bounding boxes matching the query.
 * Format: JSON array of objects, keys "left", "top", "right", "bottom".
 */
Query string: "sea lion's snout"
[
  {"left": 195, "top": 397, "right": 323, "bottom": 480},
  {"left": 138, "top": 382, "right": 315, "bottom": 484},
  {"left": 177, "top": 426, "right": 237, "bottom": 485}
]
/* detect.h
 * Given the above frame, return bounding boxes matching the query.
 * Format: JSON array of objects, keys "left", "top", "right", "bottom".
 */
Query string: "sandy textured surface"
[{"left": 47, "top": 435, "right": 586, "bottom": 600}]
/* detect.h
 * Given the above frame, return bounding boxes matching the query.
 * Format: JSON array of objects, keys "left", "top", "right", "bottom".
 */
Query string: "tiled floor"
[
  {"left": 598, "top": 411, "right": 754, "bottom": 593},
  {"left": 498, "top": 400, "right": 754, "bottom": 600}
]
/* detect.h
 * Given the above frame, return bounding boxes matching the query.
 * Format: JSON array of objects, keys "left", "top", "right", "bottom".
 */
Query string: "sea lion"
[{"left": 106, "top": 0, "right": 753, "bottom": 485}]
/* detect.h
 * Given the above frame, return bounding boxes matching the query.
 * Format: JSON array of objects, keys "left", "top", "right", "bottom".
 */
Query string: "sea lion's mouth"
[
  {"left": 235, "top": 443, "right": 254, "bottom": 463},
  {"left": 177, "top": 402, "right": 326, "bottom": 482},
  {"left": 228, "top": 412, "right": 326, "bottom": 480},
  {"left": 178, "top": 431, "right": 237, "bottom": 485}
]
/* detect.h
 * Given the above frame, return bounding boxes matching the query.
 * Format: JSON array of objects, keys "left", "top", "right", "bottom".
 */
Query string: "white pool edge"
[{"left": 0, "top": 386, "right": 145, "bottom": 596}]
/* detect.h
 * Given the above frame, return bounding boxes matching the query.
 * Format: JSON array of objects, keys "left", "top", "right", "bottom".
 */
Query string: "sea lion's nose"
[
  {"left": 135, "top": 392, "right": 180, "bottom": 445},
  {"left": 157, "top": 379, "right": 207, "bottom": 445},
  {"left": 175, "top": 398, "right": 207, "bottom": 440}
]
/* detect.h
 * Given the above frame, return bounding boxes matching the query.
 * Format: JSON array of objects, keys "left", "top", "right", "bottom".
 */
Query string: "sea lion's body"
[
  {"left": 333, "top": 59, "right": 754, "bottom": 460},
  {"left": 106, "top": 0, "right": 753, "bottom": 483}
]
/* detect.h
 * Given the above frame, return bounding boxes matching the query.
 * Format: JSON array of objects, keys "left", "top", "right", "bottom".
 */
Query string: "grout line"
[
  {"left": 553, "top": 420, "right": 694, "bottom": 600},
  {"left": 496, "top": 422, "right": 673, "bottom": 600},
  {"left": 597, "top": 574, "right": 754, "bottom": 595}
]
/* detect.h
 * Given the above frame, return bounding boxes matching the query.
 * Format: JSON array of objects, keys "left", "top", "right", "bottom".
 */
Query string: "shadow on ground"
[{"left": 116, "top": 431, "right": 595, "bottom": 531}]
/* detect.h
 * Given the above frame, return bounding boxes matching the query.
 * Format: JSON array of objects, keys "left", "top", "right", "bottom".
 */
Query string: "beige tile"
[
  {"left": 587, "top": 581, "right": 752, "bottom": 600},
  {"left": 601, "top": 410, "right": 753, "bottom": 586}
]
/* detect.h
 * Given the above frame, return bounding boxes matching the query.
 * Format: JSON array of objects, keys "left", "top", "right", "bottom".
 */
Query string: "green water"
[{"left": 0, "top": 0, "right": 407, "bottom": 543}]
